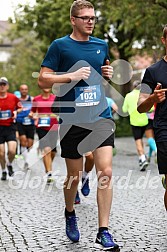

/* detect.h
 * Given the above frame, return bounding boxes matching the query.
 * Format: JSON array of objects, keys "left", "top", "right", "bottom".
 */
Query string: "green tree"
[
  {"left": 6, "top": 0, "right": 167, "bottom": 136},
  {"left": 14, "top": 0, "right": 72, "bottom": 51},
  {"left": 13, "top": 0, "right": 167, "bottom": 58},
  {"left": 11, "top": 0, "right": 167, "bottom": 96},
  {"left": 2, "top": 31, "right": 44, "bottom": 95}
]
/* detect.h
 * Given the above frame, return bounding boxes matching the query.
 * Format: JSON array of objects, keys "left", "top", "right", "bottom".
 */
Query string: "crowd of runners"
[{"left": 0, "top": 0, "right": 167, "bottom": 251}]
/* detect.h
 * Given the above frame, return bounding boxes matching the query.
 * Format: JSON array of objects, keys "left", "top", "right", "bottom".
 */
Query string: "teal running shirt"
[{"left": 41, "top": 35, "right": 111, "bottom": 124}]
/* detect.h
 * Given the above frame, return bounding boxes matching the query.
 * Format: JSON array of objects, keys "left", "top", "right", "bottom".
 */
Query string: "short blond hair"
[{"left": 70, "top": 0, "right": 94, "bottom": 17}]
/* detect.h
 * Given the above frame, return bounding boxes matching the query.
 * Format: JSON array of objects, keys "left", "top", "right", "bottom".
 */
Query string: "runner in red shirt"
[
  {"left": 0, "top": 77, "right": 22, "bottom": 180},
  {"left": 29, "top": 88, "right": 59, "bottom": 183}
]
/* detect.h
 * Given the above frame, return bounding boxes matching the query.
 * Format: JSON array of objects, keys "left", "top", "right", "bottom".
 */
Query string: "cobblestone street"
[{"left": 0, "top": 137, "right": 166, "bottom": 252}]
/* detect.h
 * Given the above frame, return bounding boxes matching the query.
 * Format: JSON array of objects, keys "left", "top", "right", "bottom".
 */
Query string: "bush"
[{"left": 115, "top": 116, "right": 132, "bottom": 137}]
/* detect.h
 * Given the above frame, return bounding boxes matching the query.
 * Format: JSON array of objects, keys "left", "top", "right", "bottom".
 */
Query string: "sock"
[
  {"left": 65, "top": 208, "right": 75, "bottom": 217},
  {"left": 148, "top": 146, "right": 153, "bottom": 158},
  {"left": 147, "top": 138, "right": 157, "bottom": 153},
  {"left": 47, "top": 171, "right": 52, "bottom": 176},
  {"left": 99, "top": 227, "right": 108, "bottom": 233},
  {"left": 139, "top": 154, "right": 146, "bottom": 162},
  {"left": 7, "top": 162, "right": 13, "bottom": 166}
]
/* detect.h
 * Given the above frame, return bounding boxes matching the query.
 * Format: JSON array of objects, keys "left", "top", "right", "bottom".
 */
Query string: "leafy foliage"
[
  {"left": 2, "top": 31, "right": 43, "bottom": 95},
  {"left": 12, "top": 0, "right": 167, "bottom": 59},
  {"left": 1, "top": 0, "right": 166, "bottom": 134},
  {"left": 3, "top": 0, "right": 167, "bottom": 96}
]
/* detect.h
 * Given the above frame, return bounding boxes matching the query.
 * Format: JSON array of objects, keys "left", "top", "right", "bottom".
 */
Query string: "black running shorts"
[
  {"left": 156, "top": 141, "right": 167, "bottom": 174},
  {"left": 131, "top": 121, "right": 152, "bottom": 141},
  {"left": 60, "top": 119, "right": 115, "bottom": 159},
  {"left": 0, "top": 124, "right": 16, "bottom": 144},
  {"left": 17, "top": 123, "right": 35, "bottom": 139},
  {"left": 36, "top": 128, "right": 58, "bottom": 152}
]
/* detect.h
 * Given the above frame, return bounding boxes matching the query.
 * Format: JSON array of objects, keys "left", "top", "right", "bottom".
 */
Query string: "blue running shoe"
[
  {"left": 74, "top": 191, "right": 80, "bottom": 204},
  {"left": 81, "top": 177, "right": 90, "bottom": 196},
  {"left": 162, "top": 176, "right": 166, "bottom": 189},
  {"left": 65, "top": 215, "right": 80, "bottom": 242},
  {"left": 94, "top": 230, "right": 120, "bottom": 251}
]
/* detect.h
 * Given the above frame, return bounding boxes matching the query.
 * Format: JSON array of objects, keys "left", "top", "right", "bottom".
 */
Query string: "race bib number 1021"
[{"left": 75, "top": 85, "right": 101, "bottom": 107}]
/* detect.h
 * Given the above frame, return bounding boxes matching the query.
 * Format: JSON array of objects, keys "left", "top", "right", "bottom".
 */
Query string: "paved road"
[{"left": 0, "top": 137, "right": 166, "bottom": 252}]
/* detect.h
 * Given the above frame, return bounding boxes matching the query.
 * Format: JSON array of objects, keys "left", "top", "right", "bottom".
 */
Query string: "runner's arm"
[
  {"left": 38, "top": 66, "right": 91, "bottom": 89},
  {"left": 137, "top": 84, "right": 166, "bottom": 113}
]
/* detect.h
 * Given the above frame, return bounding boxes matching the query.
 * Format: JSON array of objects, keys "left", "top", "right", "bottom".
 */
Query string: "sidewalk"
[{"left": 0, "top": 137, "right": 166, "bottom": 252}]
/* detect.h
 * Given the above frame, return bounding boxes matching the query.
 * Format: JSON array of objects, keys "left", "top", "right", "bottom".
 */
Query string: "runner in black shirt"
[{"left": 138, "top": 24, "right": 167, "bottom": 211}]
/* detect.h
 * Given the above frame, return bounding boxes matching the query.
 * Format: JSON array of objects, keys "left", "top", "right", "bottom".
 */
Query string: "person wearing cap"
[
  {"left": 122, "top": 80, "right": 151, "bottom": 171},
  {"left": 0, "top": 77, "right": 22, "bottom": 180}
]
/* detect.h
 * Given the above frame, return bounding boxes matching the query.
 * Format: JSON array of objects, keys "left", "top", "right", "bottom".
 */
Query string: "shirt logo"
[{"left": 97, "top": 49, "right": 101, "bottom": 54}]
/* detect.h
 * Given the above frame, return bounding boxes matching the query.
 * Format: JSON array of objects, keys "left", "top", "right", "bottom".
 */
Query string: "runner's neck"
[
  {"left": 0, "top": 93, "right": 7, "bottom": 98},
  {"left": 21, "top": 95, "right": 29, "bottom": 100},
  {"left": 70, "top": 33, "right": 89, "bottom": 41},
  {"left": 42, "top": 94, "right": 50, "bottom": 99}
]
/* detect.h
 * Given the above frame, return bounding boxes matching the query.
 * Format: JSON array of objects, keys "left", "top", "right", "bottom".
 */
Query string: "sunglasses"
[{"left": 0, "top": 83, "right": 7, "bottom": 86}]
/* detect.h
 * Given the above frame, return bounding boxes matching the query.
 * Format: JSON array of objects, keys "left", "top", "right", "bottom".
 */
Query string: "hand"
[
  {"left": 28, "top": 112, "right": 34, "bottom": 119},
  {"left": 101, "top": 59, "right": 113, "bottom": 79},
  {"left": 153, "top": 83, "right": 166, "bottom": 103},
  {"left": 29, "top": 112, "right": 38, "bottom": 120},
  {"left": 12, "top": 111, "right": 17, "bottom": 119},
  {"left": 69, "top": 67, "right": 91, "bottom": 82}
]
